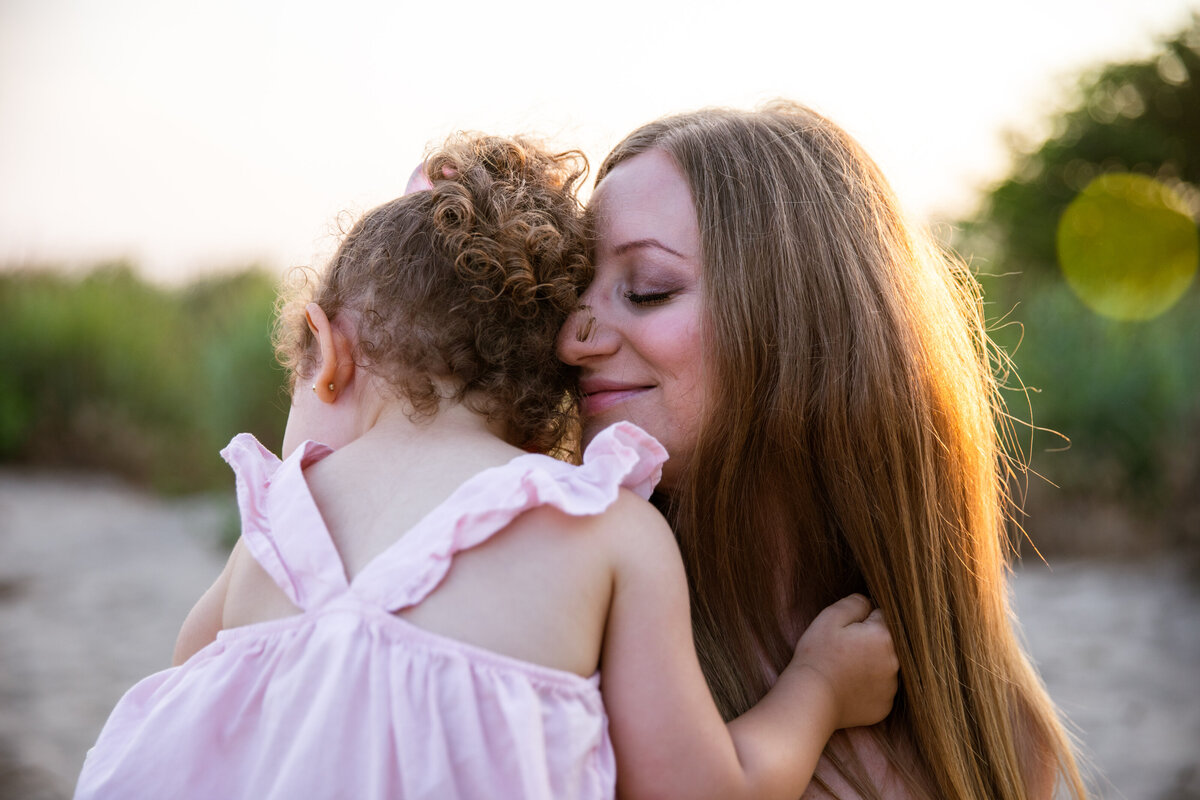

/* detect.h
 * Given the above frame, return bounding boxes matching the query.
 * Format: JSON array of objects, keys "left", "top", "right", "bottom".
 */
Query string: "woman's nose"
[{"left": 557, "top": 303, "right": 613, "bottom": 365}]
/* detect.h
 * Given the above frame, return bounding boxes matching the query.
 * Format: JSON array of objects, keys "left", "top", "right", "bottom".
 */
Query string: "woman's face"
[{"left": 556, "top": 149, "right": 708, "bottom": 488}]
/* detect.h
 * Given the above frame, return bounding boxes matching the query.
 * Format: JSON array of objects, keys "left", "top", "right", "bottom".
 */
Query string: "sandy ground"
[{"left": 0, "top": 469, "right": 1197, "bottom": 799}]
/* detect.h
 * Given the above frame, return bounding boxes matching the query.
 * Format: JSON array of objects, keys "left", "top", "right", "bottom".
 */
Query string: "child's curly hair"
[{"left": 275, "top": 133, "right": 591, "bottom": 454}]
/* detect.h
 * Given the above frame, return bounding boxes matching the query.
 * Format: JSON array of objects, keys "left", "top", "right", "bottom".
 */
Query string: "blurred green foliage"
[
  {"left": 983, "top": 275, "right": 1200, "bottom": 497},
  {"left": 0, "top": 264, "right": 287, "bottom": 492},
  {"left": 957, "top": 15, "right": 1200, "bottom": 549},
  {"left": 964, "top": 17, "right": 1200, "bottom": 277}
]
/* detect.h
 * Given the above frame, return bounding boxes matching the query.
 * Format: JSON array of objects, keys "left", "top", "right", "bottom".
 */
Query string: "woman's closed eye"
[{"left": 624, "top": 290, "right": 674, "bottom": 307}]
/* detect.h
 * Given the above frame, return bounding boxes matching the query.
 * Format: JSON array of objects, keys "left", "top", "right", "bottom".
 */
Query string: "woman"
[{"left": 557, "top": 102, "right": 1087, "bottom": 799}]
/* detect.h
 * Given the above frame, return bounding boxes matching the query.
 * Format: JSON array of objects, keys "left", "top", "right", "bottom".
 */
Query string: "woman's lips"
[{"left": 579, "top": 387, "right": 649, "bottom": 417}]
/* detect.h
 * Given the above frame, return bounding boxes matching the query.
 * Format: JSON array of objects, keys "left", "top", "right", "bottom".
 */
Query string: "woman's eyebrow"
[{"left": 612, "top": 238, "right": 685, "bottom": 258}]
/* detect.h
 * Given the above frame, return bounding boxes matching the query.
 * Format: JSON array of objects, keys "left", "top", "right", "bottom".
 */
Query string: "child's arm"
[
  {"left": 599, "top": 495, "right": 897, "bottom": 800},
  {"left": 723, "top": 596, "right": 895, "bottom": 796},
  {"left": 171, "top": 540, "right": 242, "bottom": 666}
]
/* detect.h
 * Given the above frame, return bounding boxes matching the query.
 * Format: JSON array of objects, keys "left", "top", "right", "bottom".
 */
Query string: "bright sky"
[{"left": 1, "top": 0, "right": 1196, "bottom": 283}]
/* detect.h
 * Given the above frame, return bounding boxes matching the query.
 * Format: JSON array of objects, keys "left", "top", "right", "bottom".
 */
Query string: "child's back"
[
  {"left": 77, "top": 413, "right": 665, "bottom": 799},
  {"left": 224, "top": 418, "right": 620, "bottom": 678}
]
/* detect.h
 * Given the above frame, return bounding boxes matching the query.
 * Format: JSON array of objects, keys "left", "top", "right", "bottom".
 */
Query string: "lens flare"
[{"left": 1056, "top": 173, "right": 1198, "bottom": 321}]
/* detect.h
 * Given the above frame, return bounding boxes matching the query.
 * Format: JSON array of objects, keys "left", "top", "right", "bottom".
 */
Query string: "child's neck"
[
  {"left": 283, "top": 372, "right": 521, "bottom": 468},
  {"left": 327, "top": 387, "right": 522, "bottom": 478},
  {"left": 298, "top": 396, "right": 525, "bottom": 582},
  {"left": 365, "top": 399, "right": 511, "bottom": 452}
]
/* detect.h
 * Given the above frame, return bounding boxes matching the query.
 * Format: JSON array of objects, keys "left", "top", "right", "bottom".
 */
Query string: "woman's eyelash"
[{"left": 624, "top": 290, "right": 673, "bottom": 306}]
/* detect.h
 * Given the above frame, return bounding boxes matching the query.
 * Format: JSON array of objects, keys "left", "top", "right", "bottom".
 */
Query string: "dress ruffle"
[{"left": 351, "top": 421, "right": 668, "bottom": 611}]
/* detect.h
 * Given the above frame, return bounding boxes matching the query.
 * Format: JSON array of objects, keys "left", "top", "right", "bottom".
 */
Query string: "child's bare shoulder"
[
  {"left": 602, "top": 489, "right": 675, "bottom": 543},
  {"left": 522, "top": 489, "right": 679, "bottom": 584},
  {"left": 501, "top": 487, "right": 673, "bottom": 554}
]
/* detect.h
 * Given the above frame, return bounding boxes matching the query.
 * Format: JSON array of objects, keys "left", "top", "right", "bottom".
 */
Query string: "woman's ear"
[{"left": 305, "top": 303, "right": 356, "bottom": 404}]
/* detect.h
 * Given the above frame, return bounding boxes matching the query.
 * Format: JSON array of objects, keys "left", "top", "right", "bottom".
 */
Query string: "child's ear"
[{"left": 305, "top": 303, "right": 356, "bottom": 404}]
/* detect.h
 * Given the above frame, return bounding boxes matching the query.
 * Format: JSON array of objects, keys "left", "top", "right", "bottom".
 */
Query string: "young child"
[{"left": 75, "top": 134, "right": 898, "bottom": 800}]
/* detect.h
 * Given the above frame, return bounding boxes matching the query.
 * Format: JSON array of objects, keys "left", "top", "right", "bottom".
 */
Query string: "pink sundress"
[{"left": 75, "top": 421, "right": 666, "bottom": 799}]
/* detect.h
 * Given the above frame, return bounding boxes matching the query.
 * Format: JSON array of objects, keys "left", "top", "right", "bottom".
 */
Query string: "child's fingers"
[
  {"left": 817, "top": 593, "right": 874, "bottom": 627},
  {"left": 861, "top": 607, "right": 900, "bottom": 670}
]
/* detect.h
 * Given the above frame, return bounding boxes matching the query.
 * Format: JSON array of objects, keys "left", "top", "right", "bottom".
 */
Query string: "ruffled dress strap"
[
  {"left": 350, "top": 421, "right": 668, "bottom": 612},
  {"left": 221, "top": 434, "right": 349, "bottom": 611}
]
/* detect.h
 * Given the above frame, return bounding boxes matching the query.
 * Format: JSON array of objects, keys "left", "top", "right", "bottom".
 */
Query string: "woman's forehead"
[{"left": 588, "top": 150, "right": 699, "bottom": 258}]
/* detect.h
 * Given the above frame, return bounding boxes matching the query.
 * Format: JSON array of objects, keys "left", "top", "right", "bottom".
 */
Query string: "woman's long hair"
[{"left": 597, "top": 102, "right": 1086, "bottom": 799}]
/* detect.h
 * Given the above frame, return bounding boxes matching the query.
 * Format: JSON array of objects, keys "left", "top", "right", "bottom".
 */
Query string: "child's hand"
[{"left": 786, "top": 594, "right": 898, "bottom": 730}]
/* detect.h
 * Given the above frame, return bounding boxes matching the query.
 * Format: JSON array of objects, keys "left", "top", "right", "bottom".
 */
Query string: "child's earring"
[{"left": 312, "top": 382, "right": 335, "bottom": 394}]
